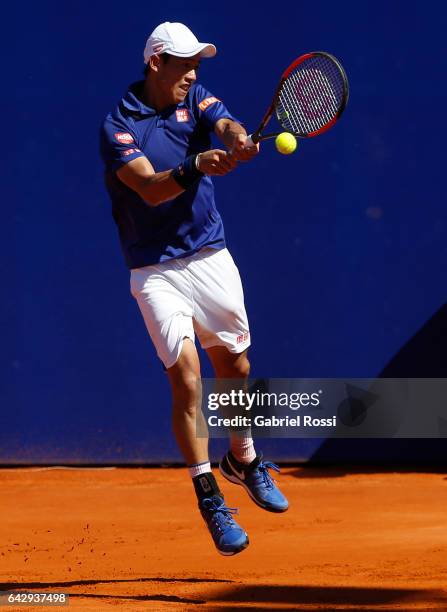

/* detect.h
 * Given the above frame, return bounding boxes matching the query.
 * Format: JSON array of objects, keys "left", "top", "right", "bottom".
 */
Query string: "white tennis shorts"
[{"left": 130, "top": 247, "right": 251, "bottom": 369}]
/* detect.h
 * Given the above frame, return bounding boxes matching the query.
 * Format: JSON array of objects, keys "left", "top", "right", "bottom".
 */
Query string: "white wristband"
[
  {"left": 195, "top": 153, "right": 201, "bottom": 171},
  {"left": 245, "top": 135, "right": 255, "bottom": 148}
]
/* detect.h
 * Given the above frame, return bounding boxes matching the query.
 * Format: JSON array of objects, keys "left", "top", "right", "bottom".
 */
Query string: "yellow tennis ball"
[{"left": 275, "top": 132, "right": 297, "bottom": 155}]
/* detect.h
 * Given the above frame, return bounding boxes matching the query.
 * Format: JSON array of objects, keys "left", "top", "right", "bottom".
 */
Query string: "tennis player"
[{"left": 100, "top": 21, "right": 288, "bottom": 556}]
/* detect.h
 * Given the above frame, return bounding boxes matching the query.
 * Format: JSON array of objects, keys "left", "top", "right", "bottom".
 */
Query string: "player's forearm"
[
  {"left": 216, "top": 119, "right": 247, "bottom": 150},
  {"left": 139, "top": 170, "right": 185, "bottom": 207},
  {"left": 117, "top": 159, "right": 186, "bottom": 207},
  {"left": 141, "top": 154, "right": 205, "bottom": 206},
  {"left": 118, "top": 150, "right": 233, "bottom": 207}
]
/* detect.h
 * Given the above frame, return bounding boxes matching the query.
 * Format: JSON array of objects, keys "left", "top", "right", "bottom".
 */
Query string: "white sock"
[
  {"left": 230, "top": 436, "right": 257, "bottom": 464},
  {"left": 188, "top": 461, "right": 212, "bottom": 479}
]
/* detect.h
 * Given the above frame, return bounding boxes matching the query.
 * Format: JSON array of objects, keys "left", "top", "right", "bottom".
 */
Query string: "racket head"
[{"left": 275, "top": 52, "right": 349, "bottom": 138}]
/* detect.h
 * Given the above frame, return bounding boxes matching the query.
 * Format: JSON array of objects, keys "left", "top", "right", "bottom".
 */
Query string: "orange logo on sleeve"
[{"left": 198, "top": 96, "right": 220, "bottom": 111}]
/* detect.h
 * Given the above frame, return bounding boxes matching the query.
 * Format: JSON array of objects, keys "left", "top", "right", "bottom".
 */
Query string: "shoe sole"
[
  {"left": 217, "top": 535, "right": 249, "bottom": 556},
  {"left": 219, "top": 463, "right": 289, "bottom": 514}
]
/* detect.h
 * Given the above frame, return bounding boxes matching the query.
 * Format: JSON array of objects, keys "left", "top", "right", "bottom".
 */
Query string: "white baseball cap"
[{"left": 143, "top": 22, "right": 217, "bottom": 64}]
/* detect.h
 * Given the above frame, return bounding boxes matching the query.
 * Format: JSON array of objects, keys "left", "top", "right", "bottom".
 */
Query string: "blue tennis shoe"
[
  {"left": 219, "top": 452, "right": 289, "bottom": 513},
  {"left": 200, "top": 494, "right": 249, "bottom": 556}
]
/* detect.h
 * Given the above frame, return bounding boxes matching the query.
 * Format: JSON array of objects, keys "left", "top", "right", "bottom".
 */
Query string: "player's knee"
[
  {"left": 233, "top": 355, "right": 250, "bottom": 379},
  {"left": 170, "top": 369, "right": 202, "bottom": 408},
  {"left": 171, "top": 371, "right": 201, "bottom": 394},
  {"left": 220, "top": 353, "right": 250, "bottom": 379}
]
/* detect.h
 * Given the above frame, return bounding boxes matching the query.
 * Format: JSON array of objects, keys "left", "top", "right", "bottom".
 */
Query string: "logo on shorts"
[
  {"left": 176, "top": 109, "right": 190, "bottom": 122},
  {"left": 198, "top": 96, "right": 219, "bottom": 111},
  {"left": 115, "top": 132, "right": 134, "bottom": 144},
  {"left": 237, "top": 332, "right": 250, "bottom": 344}
]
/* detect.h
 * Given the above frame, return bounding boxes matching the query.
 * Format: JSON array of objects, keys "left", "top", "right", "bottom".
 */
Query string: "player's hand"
[
  {"left": 197, "top": 149, "right": 238, "bottom": 176},
  {"left": 230, "top": 134, "right": 260, "bottom": 162}
]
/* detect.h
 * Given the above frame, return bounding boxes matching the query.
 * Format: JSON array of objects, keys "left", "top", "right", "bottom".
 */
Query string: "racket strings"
[
  {"left": 277, "top": 55, "right": 346, "bottom": 136},
  {"left": 282, "top": 71, "right": 336, "bottom": 133},
  {"left": 281, "top": 68, "right": 338, "bottom": 131}
]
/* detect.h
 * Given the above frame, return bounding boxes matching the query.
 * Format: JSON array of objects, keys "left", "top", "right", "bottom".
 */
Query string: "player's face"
[{"left": 157, "top": 54, "right": 201, "bottom": 104}]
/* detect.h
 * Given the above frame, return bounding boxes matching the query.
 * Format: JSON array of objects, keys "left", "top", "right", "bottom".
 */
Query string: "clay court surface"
[{"left": 1, "top": 467, "right": 446, "bottom": 611}]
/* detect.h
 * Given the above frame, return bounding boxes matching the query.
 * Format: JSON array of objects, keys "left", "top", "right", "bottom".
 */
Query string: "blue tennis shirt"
[{"left": 100, "top": 80, "right": 240, "bottom": 269}]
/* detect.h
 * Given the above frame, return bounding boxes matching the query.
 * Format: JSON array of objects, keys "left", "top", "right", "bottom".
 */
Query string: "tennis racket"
[{"left": 245, "top": 51, "right": 349, "bottom": 147}]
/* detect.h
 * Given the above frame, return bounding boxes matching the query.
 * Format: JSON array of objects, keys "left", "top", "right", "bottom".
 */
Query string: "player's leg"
[
  {"left": 207, "top": 345, "right": 288, "bottom": 513},
  {"left": 205, "top": 346, "right": 256, "bottom": 464},
  {"left": 166, "top": 337, "right": 207, "bottom": 466},
  {"left": 166, "top": 339, "right": 248, "bottom": 555}
]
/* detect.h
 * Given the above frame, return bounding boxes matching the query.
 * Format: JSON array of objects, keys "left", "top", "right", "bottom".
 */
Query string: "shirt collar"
[
  {"left": 122, "top": 80, "right": 188, "bottom": 117},
  {"left": 121, "top": 81, "right": 156, "bottom": 116}
]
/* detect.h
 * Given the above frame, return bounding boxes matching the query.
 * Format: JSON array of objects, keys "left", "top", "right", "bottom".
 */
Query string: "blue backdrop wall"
[{"left": 2, "top": 1, "right": 446, "bottom": 463}]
